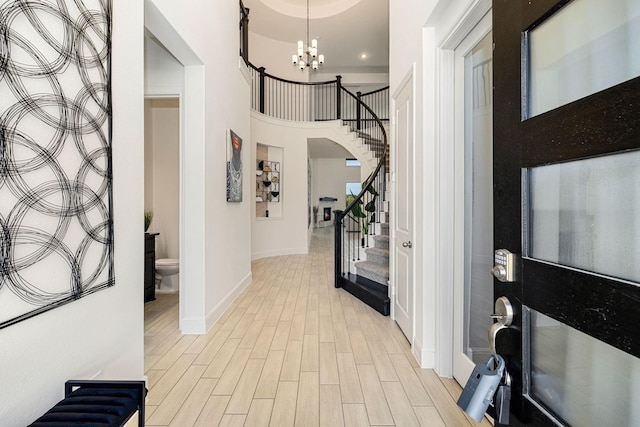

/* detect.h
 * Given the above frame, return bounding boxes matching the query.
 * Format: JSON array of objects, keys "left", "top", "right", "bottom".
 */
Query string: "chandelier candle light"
[{"left": 292, "top": 0, "right": 325, "bottom": 70}]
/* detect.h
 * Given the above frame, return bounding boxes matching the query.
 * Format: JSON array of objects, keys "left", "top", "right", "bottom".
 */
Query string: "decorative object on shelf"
[
  {"left": 292, "top": 0, "right": 325, "bottom": 70},
  {"left": 312, "top": 205, "right": 319, "bottom": 227},
  {"left": 0, "top": 0, "right": 114, "bottom": 329},
  {"left": 226, "top": 129, "right": 243, "bottom": 202},
  {"left": 144, "top": 210, "right": 154, "bottom": 232},
  {"left": 256, "top": 159, "right": 280, "bottom": 202}
]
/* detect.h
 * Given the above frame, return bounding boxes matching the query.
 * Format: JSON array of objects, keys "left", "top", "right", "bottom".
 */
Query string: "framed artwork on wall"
[
  {"left": 226, "top": 129, "right": 243, "bottom": 202},
  {"left": 0, "top": 0, "right": 114, "bottom": 328}
]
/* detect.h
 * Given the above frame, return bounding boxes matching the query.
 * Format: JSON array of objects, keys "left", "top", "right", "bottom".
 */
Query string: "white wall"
[
  {"left": 146, "top": 0, "right": 253, "bottom": 333},
  {"left": 0, "top": 1, "right": 145, "bottom": 424},
  {"left": 145, "top": 99, "right": 180, "bottom": 259},
  {"left": 250, "top": 32, "right": 312, "bottom": 82},
  {"left": 145, "top": 36, "right": 185, "bottom": 94}
]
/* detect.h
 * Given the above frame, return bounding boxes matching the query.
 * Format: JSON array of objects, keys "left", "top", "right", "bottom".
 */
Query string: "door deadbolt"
[{"left": 491, "top": 249, "right": 516, "bottom": 282}]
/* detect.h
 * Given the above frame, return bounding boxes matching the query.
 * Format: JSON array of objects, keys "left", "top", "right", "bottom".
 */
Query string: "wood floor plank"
[
  {"left": 202, "top": 338, "right": 241, "bottom": 379},
  {"left": 368, "top": 340, "right": 399, "bottom": 382},
  {"left": 320, "top": 384, "right": 345, "bottom": 427},
  {"left": 245, "top": 399, "right": 274, "bottom": 427},
  {"left": 151, "top": 334, "right": 198, "bottom": 370},
  {"left": 356, "top": 364, "right": 394, "bottom": 425},
  {"left": 349, "top": 328, "right": 373, "bottom": 365},
  {"left": 343, "top": 404, "right": 370, "bottom": 427},
  {"left": 319, "top": 342, "right": 339, "bottom": 385},
  {"left": 212, "top": 348, "right": 252, "bottom": 395},
  {"left": 239, "top": 319, "right": 267, "bottom": 349},
  {"left": 147, "top": 364, "right": 206, "bottom": 425},
  {"left": 270, "top": 321, "right": 291, "bottom": 351},
  {"left": 334, "top": 324, "right": 353, "bottom": 353},
  {"left": 192, "top": 329, "right": 232, "bottom": 366},
  {"left": 301, "top": 334, "right": 319, "bottom": 372},
  {"left": 280, "top": 340, "right": 303, "bottom": 381},
  {"left": 319, "top": 315, "right": 335, "bottom": 343},
  {"left": 146, "top": 354, "right": 197, "bottom": 406},
  {"left": 226, "top": 358, "right": 266, "bottom": 414},
  {"left": 295, "top": 371, "right": 320, "bottom": 427},
  {"left": 255, "top": 350, "right": 286, "bottom": 398},
  {"left": 193, "top": 395, "right": 230, "bottom": 426},
  {"left": 336, "top": 352, "right": 364, "bottom": 404},
  {"left": 250, "top": 326, "right": 277, "bottom": 359},
  {"left": 382, "top": 381, "right": 421, "bottom": 427},
  {"left": 269, "top": 381, "right": 298, "bottom": 427},
  {"left": 415, "top": 369, "right": 473, "bottom": 427},
  {"left": 167, "top": 378, "right": 217, "bottom": 427},
  {"left": 413, "top": 406, "right": 447, "bottom": 427},
  {"left": 289, "top": 314, "right": 306, "bottom": 341},
  {"left": 219, "top": 414, "right": 247, "bottom": 427},
  {"left": 389, "top": 353, "right": 433, "bottom": 406}
]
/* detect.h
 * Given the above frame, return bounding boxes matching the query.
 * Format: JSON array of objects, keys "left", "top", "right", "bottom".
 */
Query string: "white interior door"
[
  {"left": 452, "top": 12, "right": 494, "bottom": 385},
  {"left": 392, "top": 75, "right": 414, "bottom": 340}
]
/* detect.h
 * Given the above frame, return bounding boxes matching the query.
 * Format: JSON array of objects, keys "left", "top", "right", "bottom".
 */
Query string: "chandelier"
[{"left": 291, "top": 0, "right": 325, "bottom": 70}]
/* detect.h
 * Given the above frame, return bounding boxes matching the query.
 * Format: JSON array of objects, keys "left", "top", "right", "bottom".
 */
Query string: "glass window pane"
[
  {"left": 464, "top": 33, "right": 494, "bottom": 364},
  {"left": 527, "top": 308, "right": 640, "bottom": 426},
  {"left": 528, "top": 0, "right": 640, "bottom": 117},
  {"left": 527, "top": 150, "right": 640, "bottom": 283}
]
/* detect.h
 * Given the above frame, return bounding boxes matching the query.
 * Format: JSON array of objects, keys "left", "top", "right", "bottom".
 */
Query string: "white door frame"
[
  {"left": 451, "top": 11, "right": 493, "bottom": 384},
  {"left": 424, "top": 0, "right": 492, "bottom": 377}
]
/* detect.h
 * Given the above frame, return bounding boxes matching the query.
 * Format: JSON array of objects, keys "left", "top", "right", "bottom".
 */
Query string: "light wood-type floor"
[{"left": 143, "top": 228, "right": 492, "bottom": 426}]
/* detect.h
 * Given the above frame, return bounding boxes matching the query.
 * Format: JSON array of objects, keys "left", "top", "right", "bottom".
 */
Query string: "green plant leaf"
[
  {"left": 364, "top": 200, "right": 376, "bottom": 212},
  {"left": 352, "top": 203, "right": 366, "bottom": 218}
]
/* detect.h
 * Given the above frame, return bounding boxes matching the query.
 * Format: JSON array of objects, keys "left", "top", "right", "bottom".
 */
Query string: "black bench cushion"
[{"left": 28, "top": 387, "right": 139, "bottom": 427}]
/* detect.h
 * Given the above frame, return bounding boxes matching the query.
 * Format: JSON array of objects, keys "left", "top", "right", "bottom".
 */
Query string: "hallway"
[{"left": 143, "top": 228, "right": 490, "bottom": 426}]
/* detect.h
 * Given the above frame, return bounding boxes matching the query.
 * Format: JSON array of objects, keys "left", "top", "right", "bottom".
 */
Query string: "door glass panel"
[
  {"left": 527, "top": 0, "right": 640, "bottom": 118},
  {"left": 526, "top": 308, "right": 640, "bottom": 427},
  {"left": 527, "top": 150, "right": 640, "bottom": 283},
  {"left": 463, "top": 33, "right": 494, "bottom": 363}
]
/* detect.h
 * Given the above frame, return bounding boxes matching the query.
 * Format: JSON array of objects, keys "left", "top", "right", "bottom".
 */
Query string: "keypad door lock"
[{"left": 491, "top": 249, "right": 516, "bottom": 282}]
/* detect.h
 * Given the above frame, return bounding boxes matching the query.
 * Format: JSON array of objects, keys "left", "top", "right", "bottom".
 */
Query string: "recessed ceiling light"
[{"left": 360, "top": 53, "right": 367, "bottom": 59}]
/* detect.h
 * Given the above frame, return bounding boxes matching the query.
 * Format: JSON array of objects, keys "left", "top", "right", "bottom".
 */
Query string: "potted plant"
[
  {"left": 349, "top": 183, "right": 378, "bottom": 247},
  {"left": 144, "top": 210, "right": 154, "bottom": 233}
]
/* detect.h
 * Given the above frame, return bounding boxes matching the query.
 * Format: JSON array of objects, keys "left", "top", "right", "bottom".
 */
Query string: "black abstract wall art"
[{"left": 0, "top": 0, "right": 113, "bottom": 328}]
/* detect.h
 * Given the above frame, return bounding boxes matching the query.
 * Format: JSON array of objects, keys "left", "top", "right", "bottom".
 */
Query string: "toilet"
[{"left": 155, "top": 258, "right": 179, "bottom": 293}]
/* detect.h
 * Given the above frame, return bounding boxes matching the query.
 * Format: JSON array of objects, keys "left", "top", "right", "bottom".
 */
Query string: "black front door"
[{"left": 493, "top": 0, "right": 640, "bottom": 425}]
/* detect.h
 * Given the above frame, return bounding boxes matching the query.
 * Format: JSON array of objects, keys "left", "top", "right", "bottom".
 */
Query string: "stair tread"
[
  {"left": 355, "top": 260, "right": 389, "bottom": 277},
  {"left": 365, "top": 247, "right": 389, "bottom": 257}
]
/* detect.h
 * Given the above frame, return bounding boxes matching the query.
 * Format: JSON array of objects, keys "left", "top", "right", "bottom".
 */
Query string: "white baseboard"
[
  {"left": 205, "top": 271, "right": 253, "bottom": 331},
  {"left": 180, "top": 271, "right": 253, "bottom": 334},
  {"left": 413, "top": 339, "right": 436, "bottom": 368}
]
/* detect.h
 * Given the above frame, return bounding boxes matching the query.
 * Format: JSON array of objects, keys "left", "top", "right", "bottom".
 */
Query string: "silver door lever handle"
[
  {"left": 489, "top": 322, "right": 508, "bottom": 356},
  {"left": 488, "top": 296, "right": 513, "bottom": 355}
]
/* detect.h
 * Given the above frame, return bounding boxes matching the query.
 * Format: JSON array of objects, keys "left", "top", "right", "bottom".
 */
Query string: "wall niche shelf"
[{"left": 256, "top": 160, "right": 280, "bottom": 203}]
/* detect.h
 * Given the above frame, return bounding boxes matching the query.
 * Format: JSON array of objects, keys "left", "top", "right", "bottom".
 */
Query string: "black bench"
[{"left": 28, "top": 380, "right": 146, "bottom": 427}]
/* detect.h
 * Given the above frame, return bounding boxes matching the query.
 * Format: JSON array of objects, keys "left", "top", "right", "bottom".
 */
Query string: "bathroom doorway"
[{"left": 144, "top": 97, "right": 181, "bottom": 295}]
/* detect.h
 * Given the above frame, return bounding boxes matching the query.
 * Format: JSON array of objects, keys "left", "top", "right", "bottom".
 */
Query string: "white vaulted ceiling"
[{"left": 242, "top": 0, "right": 389, "bottom": 73}]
